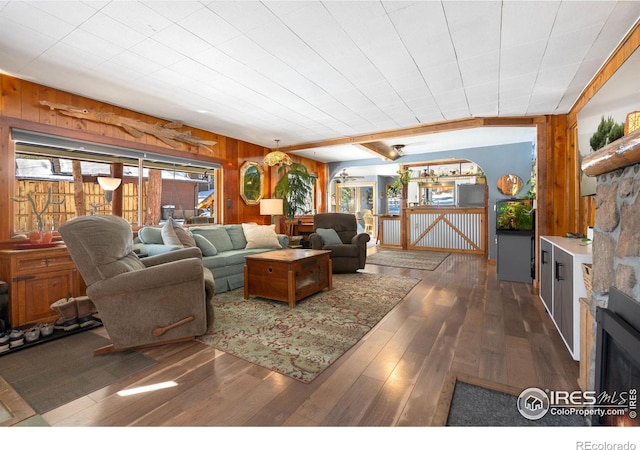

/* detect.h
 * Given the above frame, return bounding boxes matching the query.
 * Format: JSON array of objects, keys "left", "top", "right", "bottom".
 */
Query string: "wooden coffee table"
[{"left": 244, "top": 249, "right": 332, "bottom": 308}]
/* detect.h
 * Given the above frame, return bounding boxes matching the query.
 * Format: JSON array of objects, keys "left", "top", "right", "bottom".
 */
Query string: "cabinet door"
[
  {"left": 539, "top": 239, "right": 553, "bottom": 312},
  {"left": 13, "top": 270, "right": 76, "bottom": 325},
  {"left": 553, "top": 248, "right": 574, "bottom": 349}
]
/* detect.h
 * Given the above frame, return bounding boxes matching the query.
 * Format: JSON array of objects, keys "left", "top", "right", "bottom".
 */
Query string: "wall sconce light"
[
  {"left": 260, "top": 198, "right": 284, "bottom": 225},
  {"left": 90, "top": 176, "right": 122, "bottom": 215}
]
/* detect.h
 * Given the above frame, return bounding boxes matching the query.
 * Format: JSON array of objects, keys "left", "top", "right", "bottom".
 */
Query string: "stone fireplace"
[{"left": 582, "top": 129, "right": 640, "bottom": 425}]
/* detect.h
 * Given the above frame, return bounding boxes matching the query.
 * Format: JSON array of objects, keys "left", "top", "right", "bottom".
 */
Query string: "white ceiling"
[{"left": 0, "top": 1, "right": 638, "bottom": 164}]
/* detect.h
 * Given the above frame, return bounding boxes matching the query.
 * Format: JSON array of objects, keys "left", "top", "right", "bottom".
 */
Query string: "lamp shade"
[
  {"left": 97, "top": 176, "right": 122, "bottom": 191},
  {"left": 260, "top": 198, "right": 284, "bottom": 216}
]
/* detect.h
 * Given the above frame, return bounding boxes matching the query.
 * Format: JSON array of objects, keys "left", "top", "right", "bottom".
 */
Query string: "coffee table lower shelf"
[{"left": 244, "top": 249, "right": 332, "bottom": 308}]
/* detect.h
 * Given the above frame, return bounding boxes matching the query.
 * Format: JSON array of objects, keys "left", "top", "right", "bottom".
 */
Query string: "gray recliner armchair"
[
  {"left": 59, "top": 215, "right": 215, "bottom": 355},
  {"left": 309, "top": 213, "right": 370, "bottom": 273}
]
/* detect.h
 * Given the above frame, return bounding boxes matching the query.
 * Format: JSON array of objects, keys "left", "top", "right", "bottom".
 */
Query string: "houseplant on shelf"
[
  {"left": 387, "top": 167, "right": 411, "bottom": 197},
  {"left": 590, "top": 116, "right": 624, "bottom": 151}
]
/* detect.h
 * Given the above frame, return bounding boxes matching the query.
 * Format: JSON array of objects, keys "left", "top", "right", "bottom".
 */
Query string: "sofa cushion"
[
  {"left": 225, "top": 224, "right": 247, "bottom": 250},
  {"left": 193, "top": 234, "right": 218, "bottom": 256},
  {"left": 242, "top": 223, "right": 282, "bottom": 249},
  {"left": 191, "top": 226, "right": 233, "bottom": 253},
  {"left": 316, "top": 228, "right": 342, "bottom": 245},
  {"left": 138, "top": 226, "right": 163, "bottom": 244}
]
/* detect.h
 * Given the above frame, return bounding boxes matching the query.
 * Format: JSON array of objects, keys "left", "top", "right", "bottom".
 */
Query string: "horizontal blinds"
[{"left": 12, "top": 128, "right": 220, "bottom": 174}]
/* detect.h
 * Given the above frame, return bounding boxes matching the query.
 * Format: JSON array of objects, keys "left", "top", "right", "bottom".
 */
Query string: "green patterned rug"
[
  {"left": 198, "top": 272, "right": 420, "bottom": 383},
  {"left": 367, "top": 249, "right": 450, "bottom": 270}
]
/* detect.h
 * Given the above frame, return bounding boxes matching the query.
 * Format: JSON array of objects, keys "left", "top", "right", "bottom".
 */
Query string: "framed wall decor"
[{"left": 239, "top": 161, "right": 264, "bottom": 205}]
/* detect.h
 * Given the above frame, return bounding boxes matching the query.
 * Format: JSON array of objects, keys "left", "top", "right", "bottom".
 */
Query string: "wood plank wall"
[{"left": 0, "top": 75, "right": 327, "bottom": 240}]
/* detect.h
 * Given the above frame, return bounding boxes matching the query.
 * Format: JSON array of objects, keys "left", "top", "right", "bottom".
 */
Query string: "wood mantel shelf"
[{"left": 581, "top": 128, "right": 640, "bottom": 177}]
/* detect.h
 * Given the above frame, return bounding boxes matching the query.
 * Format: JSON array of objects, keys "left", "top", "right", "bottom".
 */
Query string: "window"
[{"left": 12, "top": 129, "right": 220, "bottom": 234}]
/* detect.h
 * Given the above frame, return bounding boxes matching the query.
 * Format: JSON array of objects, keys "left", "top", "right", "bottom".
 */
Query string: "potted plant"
[
  {"left": 273, "top": 162, "right": 316, "bottom": 235},
  {"left": 590, "top": 116, "right": 624, "bottom": 151},
  {"left": 386, "top": 168, "right": 411, "bottom": 197}
]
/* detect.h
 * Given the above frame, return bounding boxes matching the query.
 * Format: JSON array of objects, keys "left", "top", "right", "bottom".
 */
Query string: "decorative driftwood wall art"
[{"left": 40, "top": 101, "right": 217, "bottom": 155}]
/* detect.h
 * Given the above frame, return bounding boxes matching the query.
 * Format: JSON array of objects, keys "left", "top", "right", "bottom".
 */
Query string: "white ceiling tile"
[
  {"left": 2, "top": 1, "right": 77, "bottom": 40},
  {"left": 80, "top": 11, "right": 147, "bottom": 49},
  {"left": 100, "top": 1, "right": 174, "bottom": 37},
  {"left": 0, "top": 0, "right": 636, "bottom": 156}
]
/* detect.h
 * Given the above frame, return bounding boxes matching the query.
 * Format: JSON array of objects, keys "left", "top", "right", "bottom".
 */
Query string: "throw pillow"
[
  {"left": 191, "top": 226, "right": 234, "bottom": 253},
  {"left": 173, "top": 224, "right": 196, "bottom": 248},
  {"left": 225, "top": 224, "right": 248, "bottom": 249},
  {"left": 161, "top": 218, "right": 183, "bottom": 247},
  {"left": 193, "top": 234, "right": 218, "bottom": 256},
  {"left": 316, "top": 228, "right": 342, "bottom": 245},
  {"left": 242, "top": 223, "right": 282, "bottom": 249},
  {"left": 138, "top": 226, "right": 163, "bottom": 244}
]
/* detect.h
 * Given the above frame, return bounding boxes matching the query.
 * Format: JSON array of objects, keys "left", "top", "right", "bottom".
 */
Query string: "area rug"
[
  {"left": 0, "top": 331, "right": 157, "bottom": 414},
  {"left": 433, "top": 373, "right": 586, "bottom": 426},
  {"left": 367, "top": 249, "right": 450, "bottom": 270},
  {"left": 198, "top": 272, "right": 420, "bottom": 383}
]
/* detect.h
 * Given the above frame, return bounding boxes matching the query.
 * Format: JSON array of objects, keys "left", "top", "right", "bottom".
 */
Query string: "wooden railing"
[
  {"left": 379, "top": 207, "right": 487, "bottom": 255},
  {"left": 407, "top": 207, "right": 486, "bottom": 254}
]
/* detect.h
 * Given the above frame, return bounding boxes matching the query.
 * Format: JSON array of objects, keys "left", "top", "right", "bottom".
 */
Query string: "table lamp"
[{"left": 260, "top": 198, "right": 284, "bottom": 225}]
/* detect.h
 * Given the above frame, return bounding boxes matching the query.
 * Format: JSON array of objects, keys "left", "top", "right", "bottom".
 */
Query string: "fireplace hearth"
[{"left": 594, "top": 287, "right": 640, "bottom": 426}]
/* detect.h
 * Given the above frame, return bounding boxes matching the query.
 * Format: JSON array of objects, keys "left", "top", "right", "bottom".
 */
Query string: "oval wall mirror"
[
  {"left": 240, "top": 161, "right": 264, "bottom": 205},
  {"left": 497, "top": 174, "right": 524, "bottom": 196}
]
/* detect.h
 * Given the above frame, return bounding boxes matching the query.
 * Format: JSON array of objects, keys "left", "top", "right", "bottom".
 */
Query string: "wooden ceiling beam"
[
  {"left": 356, "top": 142, "right": 400, "bottom": 161},
  {"left": 281, "top": 116, "right": 544, "bottom": 152}
]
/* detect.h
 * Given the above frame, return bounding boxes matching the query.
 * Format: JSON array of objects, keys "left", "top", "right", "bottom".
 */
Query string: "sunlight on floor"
[{"left": 117, "top": 381, "right": 177, "bottom": 397}]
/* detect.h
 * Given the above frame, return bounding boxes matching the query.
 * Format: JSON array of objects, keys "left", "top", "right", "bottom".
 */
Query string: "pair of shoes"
[
  {"left": 40, "top": 323, "right": 54, "bottom": 337},
  {"left": 51, "top": 296, "right": 98, "bottom": 331},
  {"left": 0, "top": 332, "right": 9, "bottom": 353},
  {"left": 24, "top": 327, "right": 40, "bottom": 343},
  {"left": 9, "top": 329, "right": 24, "bottom": 348}
]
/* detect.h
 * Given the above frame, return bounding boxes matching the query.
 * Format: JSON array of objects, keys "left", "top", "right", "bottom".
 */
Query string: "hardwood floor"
[{"left": 41, "top": 250, "right": 579, "bottom": 427}]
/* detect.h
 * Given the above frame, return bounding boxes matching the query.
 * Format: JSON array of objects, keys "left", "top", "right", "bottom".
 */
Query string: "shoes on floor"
[
  {"left": 24, "top": 327, "right": 40, "bottom": 343},
  {"left": 9, "top": 329, "right": 24, "bottom": 348},
  {"left": 40, "top": 323, "right": 54, "bottom": 337},
  {"left": 0, "top": 332, "right": 9, "bottom": 353}
]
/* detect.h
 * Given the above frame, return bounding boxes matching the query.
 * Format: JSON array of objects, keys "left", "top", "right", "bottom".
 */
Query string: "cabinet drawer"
[{"left": 16, "top": 253, "right": 74, "bottom": 272}]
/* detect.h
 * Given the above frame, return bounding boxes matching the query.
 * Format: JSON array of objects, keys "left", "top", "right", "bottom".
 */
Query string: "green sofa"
[{"left": 134, "top": 224, "right": 289, "bottom": 293}]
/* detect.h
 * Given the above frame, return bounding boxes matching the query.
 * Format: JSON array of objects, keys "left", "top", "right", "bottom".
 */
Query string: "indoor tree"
[{"left": 273, "top": 161, "right": 316, "bottom": 235}]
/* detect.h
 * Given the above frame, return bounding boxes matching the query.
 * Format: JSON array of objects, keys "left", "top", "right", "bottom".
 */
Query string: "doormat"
[
  {"left": 0, "top": 331, "right": 157, "bottom": 414},
  {"left": 367, "top": 249, "right": 450, "bottom": 270},
  {"left": 433, "top": 372, "right": 587, "bottom": 426}
]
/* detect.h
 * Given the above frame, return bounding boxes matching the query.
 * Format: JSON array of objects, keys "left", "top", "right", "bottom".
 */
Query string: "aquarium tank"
[{"left": 496, "top": 199, "right": 534, "bottom": 233}]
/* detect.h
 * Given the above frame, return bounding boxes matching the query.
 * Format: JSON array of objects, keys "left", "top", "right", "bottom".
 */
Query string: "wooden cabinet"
[
  {"left": 539, "top": 236, "right": 592, "bottom": 361},
  {"left": 539, "top": 238, "right": 553, "bottom": 312},
  {"left": 553, "top": 247, "right": 574, "bottom": 350},
  {"left": 0, "top": 246, "right": 86, "bottom": 328},
  {"left": 497, "top": 233, "right": 534, "bottom": 283}
]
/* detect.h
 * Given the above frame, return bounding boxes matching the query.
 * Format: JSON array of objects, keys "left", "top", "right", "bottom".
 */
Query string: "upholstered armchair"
[
  {"left": 309, "top": 213, "right": 370, "bottom": 273},
  {"left": 59, "top": 215, "right": 215, "bottom": 355}
]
